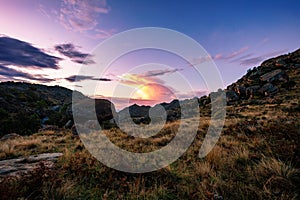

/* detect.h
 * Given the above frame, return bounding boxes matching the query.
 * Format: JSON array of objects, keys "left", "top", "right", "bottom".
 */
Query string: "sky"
[{"left": 0, "top": 0, "right": 299, "bottom": 109}]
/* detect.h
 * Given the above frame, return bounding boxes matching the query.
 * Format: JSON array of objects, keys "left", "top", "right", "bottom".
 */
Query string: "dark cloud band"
[
  {"left": 0, "top": 36, "right": 61, "bottom": 69},
  {"left": 54, "top": 43, "right": 95, "bottom": 65}
]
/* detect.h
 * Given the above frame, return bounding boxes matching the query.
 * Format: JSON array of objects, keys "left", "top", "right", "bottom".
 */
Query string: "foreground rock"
[
  {"left": 0, "top": 133, "right": 22, "bottom": 141},
  {"left": 0, "top": 153, "right": 63, "bottom": 177}
]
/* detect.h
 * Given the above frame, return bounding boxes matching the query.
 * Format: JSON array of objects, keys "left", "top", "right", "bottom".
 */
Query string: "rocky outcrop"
[
  {"left": 72, "top": 98, "right": 117, "bottom": 124},
  {"left": 0, "top": 153, "right": 63, "bottom": 177},
  {"left": 222, "top": 48, "right": 300, "bottom": 104}
]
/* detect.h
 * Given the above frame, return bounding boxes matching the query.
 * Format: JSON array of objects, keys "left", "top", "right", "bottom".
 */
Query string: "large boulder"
[
  {"left": 260, "top": 69, "right": 288, "bottom": 83},
  {"left": 259, "top": 83, "right": 278, "bottom": 96},
  {"left": 95, "top": 99, "right": 117, "bottom": 123},
  {"left": 72, "top": 98, "right": 117, "bottom": 124}
]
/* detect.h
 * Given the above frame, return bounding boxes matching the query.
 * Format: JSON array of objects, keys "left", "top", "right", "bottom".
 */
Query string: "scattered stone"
[
  {"left": 51, "top": 105, "right": 60, "bottom": 111},
  {"left": 64, "top": 119, "right": 73, "bottom": 129}
]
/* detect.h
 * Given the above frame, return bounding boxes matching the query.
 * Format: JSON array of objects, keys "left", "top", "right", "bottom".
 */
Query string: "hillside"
[
  {"left": 0, "top": 49, "right": 299, "bottom": 199},
  {"left": 0, "top": 82, "right": 116, "bottom": 137}
]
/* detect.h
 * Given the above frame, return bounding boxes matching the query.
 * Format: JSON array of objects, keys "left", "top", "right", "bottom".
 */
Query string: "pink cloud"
[
  {"left": 225, "top": 46, "right": 249, "bottom": 60},
  {"left": 59, "top": 0, "right": 110, "bottom": 32}
]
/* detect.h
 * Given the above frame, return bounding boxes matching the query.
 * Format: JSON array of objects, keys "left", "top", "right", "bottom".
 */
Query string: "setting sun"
[{"left": 134, "top": 86, "right": 150, "bottom": 100}]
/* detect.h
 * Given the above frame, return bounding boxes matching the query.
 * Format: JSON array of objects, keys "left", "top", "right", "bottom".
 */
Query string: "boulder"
[
  {"left": 64, "top": 119, "right": 73, "bottom": 129},
  {"left": 72, "top": 98, "right": 117, "bottom": 124},
  {"left": 259, "top": 83, "right": 278, "bottom": 96},
  {"left": 260, "top": 69, "right": 288, "bottom": 83}
]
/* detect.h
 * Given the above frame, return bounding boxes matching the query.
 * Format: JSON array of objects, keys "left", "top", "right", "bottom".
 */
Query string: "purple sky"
[{"left": 0, "top": 0, "right": 299, "bottom": 109}]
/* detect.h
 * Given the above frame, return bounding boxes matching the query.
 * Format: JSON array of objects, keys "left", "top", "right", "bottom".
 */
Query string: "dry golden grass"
[{"left": 0, "top": 101, "right": 299, "bottom": 199}]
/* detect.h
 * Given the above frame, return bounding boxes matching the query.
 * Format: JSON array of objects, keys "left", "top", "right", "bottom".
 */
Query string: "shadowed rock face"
[
  {"left": 72, "top": 98, "right": 116, "bottom": 123},
  {"left": 95, "top": 99, "right": 117, "bottom": 123},
  {"left": 71, "top": 97, "right": 118, "bottom": 134}
]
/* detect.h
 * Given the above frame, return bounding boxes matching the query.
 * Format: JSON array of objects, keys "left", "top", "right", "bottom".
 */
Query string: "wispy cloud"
[
  {"left": 191, "top": 45, "right": 287, "bottom": 67},
  {"left": 143, "top": 68, "right": 182, "bottom": 77},
  {"left": 190, "top": 53, "right": 224, "bottom": 65},
  {"left": 225, "top": 46, "right": 250, "bottom": 60},
  {"left": 229, "top": 53, "right": 254, "bottom": 63},
  {"left": 0, "top": 36, "right": 61, "bottom": 69},
  {"left": 0, "top": 65, "right": 55, "bottom": 83},
  {"left": 64, "top": 75, "right": 112, "bottom": 82},
  {"left": 37, "top": 3, "right": 51, "bottom": 19},
  {"left": 258, "top": 37, "right": 270, "bottom": 46},
  {"left": 234, "top": 49, "right": 288, "bottom": 66},
  {"left": 92, "top": 28, "right": 116, "bottom": 39},
  {"left": 54, "top": 43, "right": 95, "bottom": 64},
  {"left": 239, "top": 57, "right": 264, "bottom": 66},
  {"left": 118, "top": 73, "right": 164, "bottom": 86},
  {"left": 177, "top": 90, "right": 208, "bottom": 99},
  {"left": 59, "top": 0, "right": 110, "bottom": 32}
]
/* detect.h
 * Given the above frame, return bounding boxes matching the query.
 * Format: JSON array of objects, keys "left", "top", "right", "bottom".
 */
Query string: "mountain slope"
[{"left": 0, "top": 82, "right": 116, "bottom": 136}]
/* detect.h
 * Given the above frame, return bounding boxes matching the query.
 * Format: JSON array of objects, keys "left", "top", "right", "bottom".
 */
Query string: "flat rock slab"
[{"left": 0, "top": 153, "right": 63, "bottom": 177}]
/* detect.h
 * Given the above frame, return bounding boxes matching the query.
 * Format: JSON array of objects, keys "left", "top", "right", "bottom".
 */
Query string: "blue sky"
[{"left": 0, "top": 0, "right": 299, "bottom": 108}]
